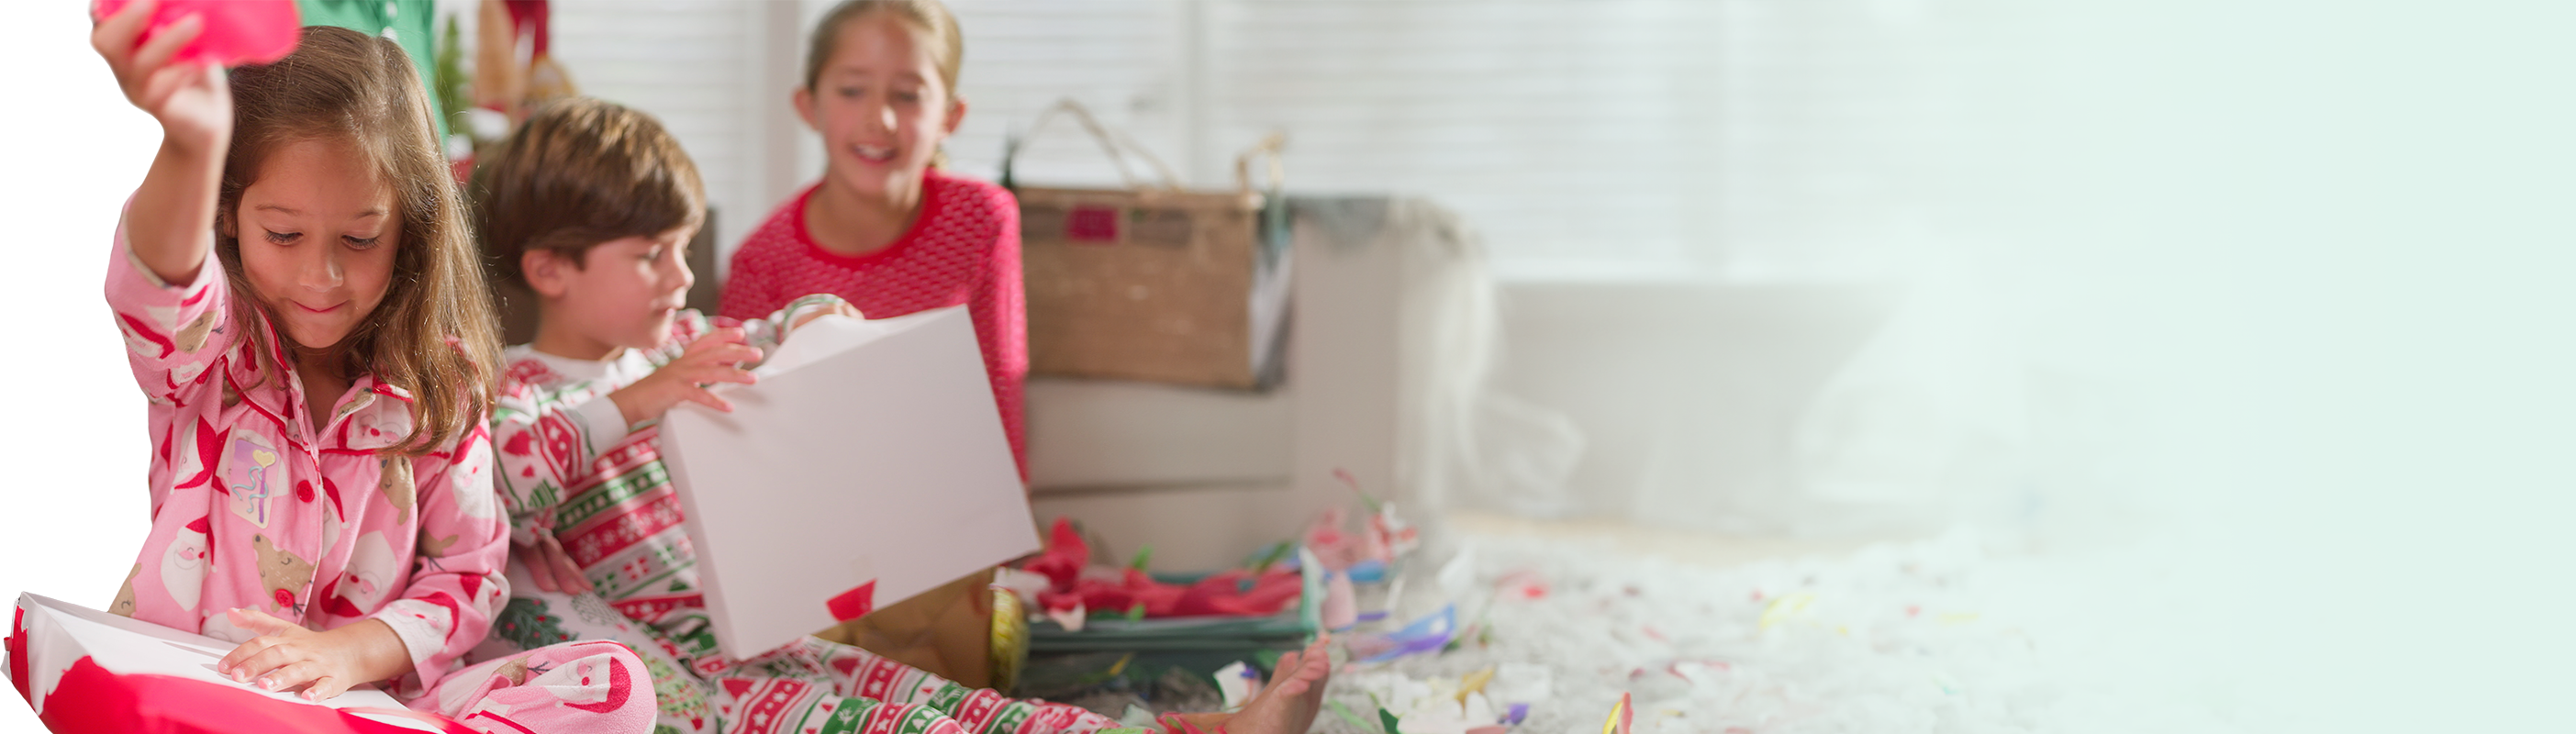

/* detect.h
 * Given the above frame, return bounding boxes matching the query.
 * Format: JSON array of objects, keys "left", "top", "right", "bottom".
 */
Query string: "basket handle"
[
  {"left": 1233, "top": 131, "right": 1287, "bottom": 195},
  {"left": 1006, "top": 98, "right": 1184, "bottom": 191}
]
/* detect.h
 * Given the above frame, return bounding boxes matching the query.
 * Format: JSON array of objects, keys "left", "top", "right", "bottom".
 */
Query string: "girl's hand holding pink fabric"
[
  {"left": 92, "top": 0, "right": 231, "bottom": 151},
  {"left": 608, "top": 327, "right": 760, "bottom": 427},
  {"left": 214, "top": 607, "right": 413, "bottom": 702}
]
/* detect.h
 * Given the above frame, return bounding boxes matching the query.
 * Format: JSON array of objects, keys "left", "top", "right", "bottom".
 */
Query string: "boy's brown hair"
[
  {"left": 471, "top": 96, "right": 705, "bottom": 287},
  {"left": 219, "top": 26, "right": 501, "bottom": 457}
]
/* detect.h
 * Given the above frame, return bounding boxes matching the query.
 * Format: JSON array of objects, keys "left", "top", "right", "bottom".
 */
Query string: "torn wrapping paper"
[
  {"left": 1312, "top": 526, "right": 2237, "bottom": 734},
  {"left": 660, "top": 309, "right": 1042, "bottom": 661},
  {"left": 1212, "top": 661, "right": 1260, "bottom": 711},
  {"left": 6, "top": 593, "right": 449, "bottom": 732},
  {"left": 1603, "top": 692, "right": 1634, "bottom": 734},
  {"left": 1345, "top": 605, "right": 1456, "bottom": 663},
  {"left": 1337, "top": 670, "right": 1504, "bottom": 734},
  {"left": 1302, "top": 499, "right": 1418, "bottom": 578},
  {"left": 1020, "top": 545, "right": 1322, "bottom": 658},
  {"left": 1482, "top": 662, "right": 1552, "bottom": 709},
  {"left": 1321, "top": 569, "right": 1360, "bottom": 630},
  {"left": 1021, "top": 517, "right": 1304, "bottom": 620}
]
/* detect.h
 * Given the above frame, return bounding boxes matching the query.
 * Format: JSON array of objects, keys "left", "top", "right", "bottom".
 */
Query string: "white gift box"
[
  {"left": 659, "top": 306, "right": 1043, "bottom": 662},
  {"left": 6, "top": 593, "right": 436, "bottom": 730}
]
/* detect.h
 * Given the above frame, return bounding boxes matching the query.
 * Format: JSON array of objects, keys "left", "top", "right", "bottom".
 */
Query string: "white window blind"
[
  {"left": 947, "top": 0, "right": 1949, "bottom": 279},
  {"left": 488, "top": 0, "right": 779, "bottom": 261},
  {"left": 1709, "top": 0, "right": 1954, "bottom": 281},
  {"left": 1199, "top": 1, "right": 1727, "bottom": 275},
  {"left": 939, "top": 0, "right": 1192, "bottom": 192},
  {"left": 526, "top": 0, "right": 1951, "bottom": 279}
]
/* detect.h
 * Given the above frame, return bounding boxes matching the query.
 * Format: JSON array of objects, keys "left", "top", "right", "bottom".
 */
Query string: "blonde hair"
[
  {"left": 804, "top": 0, "right": 963, "bottom": 167},
  {"left": 217, "top": 26, "right": 502, "bottom": 456}
]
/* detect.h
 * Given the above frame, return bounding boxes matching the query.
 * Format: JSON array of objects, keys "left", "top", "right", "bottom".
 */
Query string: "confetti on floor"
[{"left": 1319, "top": 522, "right": 2239, "bottom": 734}]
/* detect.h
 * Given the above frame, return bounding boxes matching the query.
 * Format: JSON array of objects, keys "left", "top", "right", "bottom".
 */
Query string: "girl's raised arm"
[{"left": 93, "top": 0, "right": 233, "bottom": 284}]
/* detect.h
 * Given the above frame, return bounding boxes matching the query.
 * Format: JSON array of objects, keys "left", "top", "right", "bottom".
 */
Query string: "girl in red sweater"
[{"left": 719, "top": 0, "right": 1026, "bottom": 478}]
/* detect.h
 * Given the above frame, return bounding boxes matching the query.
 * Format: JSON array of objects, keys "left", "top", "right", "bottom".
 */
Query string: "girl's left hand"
[{"left": 216, "top": 607, "right": 407, "bottom": 701}]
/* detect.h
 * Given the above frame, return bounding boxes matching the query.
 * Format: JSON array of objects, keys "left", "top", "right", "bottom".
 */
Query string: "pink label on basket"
[{"left": 1065, "top": 206, "right": 1121, "bottom": 243}]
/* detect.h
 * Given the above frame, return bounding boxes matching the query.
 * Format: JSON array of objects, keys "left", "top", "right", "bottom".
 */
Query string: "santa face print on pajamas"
[
  {"left": 104, "top": 215, "right": 657, "bottom": 733},
  {"left": 110, "top": 237, "right": 505, "bottom": 684}
]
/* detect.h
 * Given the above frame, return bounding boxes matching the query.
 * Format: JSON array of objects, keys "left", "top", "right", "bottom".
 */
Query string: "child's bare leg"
[{"left": 1165, "top": 634, "right": 1332, "bottom": 734}]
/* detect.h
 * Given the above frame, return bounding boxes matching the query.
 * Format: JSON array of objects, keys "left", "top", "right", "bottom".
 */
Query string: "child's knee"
[{"left": 557, "top": 641, "right": 659, "bottom": 731}]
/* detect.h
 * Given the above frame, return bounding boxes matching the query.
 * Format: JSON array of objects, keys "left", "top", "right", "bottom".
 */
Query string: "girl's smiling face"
[
  {"left": 233, "top": 139, "right": 400, "bottom": 352},
  {"left": 795, "top": 13, "right": 965, "bottom": 202}
]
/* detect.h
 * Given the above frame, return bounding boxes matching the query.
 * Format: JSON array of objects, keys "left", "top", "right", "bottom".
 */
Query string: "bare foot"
[{"left": 1165, "top": 634, "right": 1333, "bottom": 734}]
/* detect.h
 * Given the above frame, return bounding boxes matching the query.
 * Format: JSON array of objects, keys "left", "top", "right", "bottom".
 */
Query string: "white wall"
[
  {"left": 456, "top": 0, "right": 800, "bottom": 281},
  {"left": 486, "top": 3, "right": 2576, "bottom": 720},
  {"left": 527, "top": 1, "right": 1946, "bottom": 539},
  {"left": 542, "top": 2, "right": 772, "bottom": 269}
]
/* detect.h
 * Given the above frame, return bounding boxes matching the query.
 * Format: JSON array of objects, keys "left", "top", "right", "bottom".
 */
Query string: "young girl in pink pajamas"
[{"left": 86, "top": 6, "right": 653, "bottom": 732}]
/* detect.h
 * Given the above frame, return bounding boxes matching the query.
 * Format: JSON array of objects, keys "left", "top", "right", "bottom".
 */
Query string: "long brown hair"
[{"left": 217, "top": 26, "right": 501, "bottom": 456}]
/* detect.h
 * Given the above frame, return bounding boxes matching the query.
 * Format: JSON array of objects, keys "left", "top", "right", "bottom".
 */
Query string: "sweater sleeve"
[
  {"left": 488, "top": 370, "right": 631, "bottom": 544},
  {"left": 106, "top": 205, "right": 235, "bottom": 410},
  {"left": 966, "top": 186, "right": 1030, "bottom": 481},
  {"left": 719, "top": 237, "right": 780, "bottom": 321},
  {"left": 487, "top": 297, "right": 851, "bottom": 530},
  {"left": 369, "top": 423, "right": 510, "bottom": 695}
]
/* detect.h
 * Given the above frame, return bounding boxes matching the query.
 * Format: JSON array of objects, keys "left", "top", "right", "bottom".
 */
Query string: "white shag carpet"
[{"left": 1318, "top": 524, "right": 2237, "bottom": 734}]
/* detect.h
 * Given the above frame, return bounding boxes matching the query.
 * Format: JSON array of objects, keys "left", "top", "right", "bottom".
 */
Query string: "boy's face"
[
  {"left": 530, "top": 227, "right": 696, "bottom": 355},
  {"left": 794, "top": 14, "right": 965, "bottom": 201}
]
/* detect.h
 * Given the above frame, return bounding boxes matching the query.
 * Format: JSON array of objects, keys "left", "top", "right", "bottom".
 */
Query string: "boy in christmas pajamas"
[{"left": 471, "top": 97, "right": 1128, "bottom": 734}]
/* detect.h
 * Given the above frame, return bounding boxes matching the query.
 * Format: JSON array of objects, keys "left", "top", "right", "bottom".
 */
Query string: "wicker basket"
[{"left": 1007, "top": 100, "right": 1289, "bottom": 390}]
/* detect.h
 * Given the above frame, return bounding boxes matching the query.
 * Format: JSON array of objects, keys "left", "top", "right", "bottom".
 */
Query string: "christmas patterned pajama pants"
[
  {"left": 471, "top": 582, "right": 1118, "bottom": 734},
  {"left": 416, "top": 639, "right": 659, "bottom": 734}
]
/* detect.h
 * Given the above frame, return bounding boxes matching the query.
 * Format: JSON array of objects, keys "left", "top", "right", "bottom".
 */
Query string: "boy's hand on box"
[
  {"left": 789, "top": 301, "right": 866, "bottom": 332},
  {"left": 217, "top": 608, "right": 410, "bottom": 701},
  {"left": 609, "top": 327, "right": 759, "bottom": 428},
  {"left": 517, "top": 531, "right": 594, "bottom": 595}
]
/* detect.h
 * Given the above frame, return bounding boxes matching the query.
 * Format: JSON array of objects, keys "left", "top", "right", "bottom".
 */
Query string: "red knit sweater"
[{"left": 720, "top": 171, "right": 1027, "bottom": 479}]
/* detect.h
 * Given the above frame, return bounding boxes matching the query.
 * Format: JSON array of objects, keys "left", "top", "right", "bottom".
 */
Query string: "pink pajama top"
[{"left": 103, "top": 215, "right": 510, "bottom": 698}]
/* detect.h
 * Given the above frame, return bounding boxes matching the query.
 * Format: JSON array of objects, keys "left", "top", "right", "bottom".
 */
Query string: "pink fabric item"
[
  {"left": 720, "top": 172, "right": 1028, "bottom": 480},
  {"left": 92, "top": 0, "right": 301, "bottom": 67}
]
